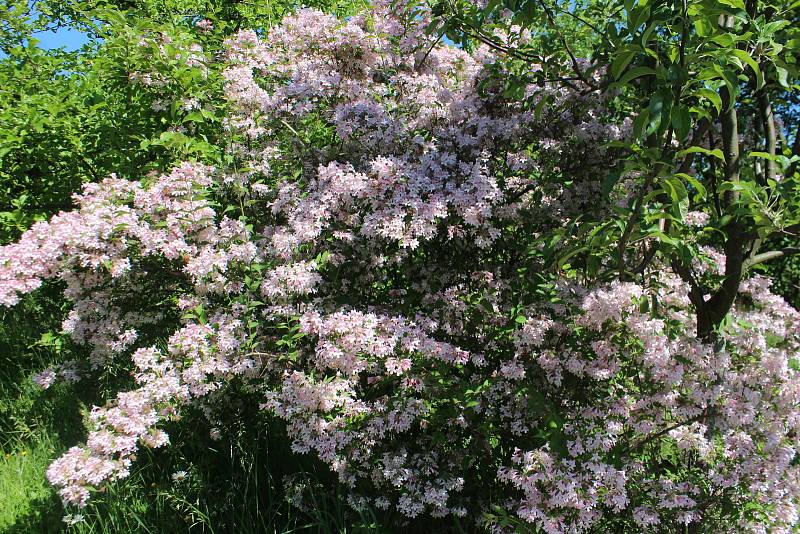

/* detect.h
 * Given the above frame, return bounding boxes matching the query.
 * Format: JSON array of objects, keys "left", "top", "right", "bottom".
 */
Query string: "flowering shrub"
[{"left": 2, "top": 2, "right": 799, "bottom": 532}]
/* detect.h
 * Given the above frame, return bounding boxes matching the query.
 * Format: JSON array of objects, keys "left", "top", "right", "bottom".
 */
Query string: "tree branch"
[
  {"left": 617, "top": 413, "right": 704, "bottom": 456},
  {"left": 550, "top": 3, "right": 613, "bottom": 47},
  {"left": 757, "top": 67, "right": 777, "bottom": 184},
  {"left": 677, "top": 118, "right": 712, "bottom": 175},
  {"left": 537, "top": 0, "right": 596, "bottom": 89},
  {"left": 743, "top": 247, "right": 800, "bottom": 270}
]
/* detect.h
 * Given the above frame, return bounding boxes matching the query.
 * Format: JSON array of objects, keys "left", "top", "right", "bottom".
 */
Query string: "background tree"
[{"left": 430, "top": 0, "right": 800, "bottom": 310}]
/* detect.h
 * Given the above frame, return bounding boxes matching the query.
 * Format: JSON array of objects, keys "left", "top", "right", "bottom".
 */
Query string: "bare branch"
[
  {"left": 757, "top": 68, "right": 777, "bottom": 184},
  {"left": 744, "top": 247, "right": 800, "bottom": 270}
]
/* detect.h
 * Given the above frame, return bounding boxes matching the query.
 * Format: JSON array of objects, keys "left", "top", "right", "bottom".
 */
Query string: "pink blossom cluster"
[
  {"left": 221, "top": 1, "right": 619, "bottom": 258},
  {"left": 503, "top": 277, "right": 800, "bottom": 532},
  {"left": 1, "top": 3, "right": 798, "bottom": 532},
  {"left": 46, "top": 316, "right": 251, "bottom": 506}
]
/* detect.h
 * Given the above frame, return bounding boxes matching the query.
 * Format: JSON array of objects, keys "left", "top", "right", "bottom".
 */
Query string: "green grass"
[
  {"left": 0, "top": 434, "right": 63, "bottom": 532},
  {"left": 0, "top": 420, "right": 385, "bottom": 534},
  {"left": 0, "top": 290, "right": 81, "bottom": 533},
  {"left": 0, "top": 394, "right": 388, "bottom": 533}
]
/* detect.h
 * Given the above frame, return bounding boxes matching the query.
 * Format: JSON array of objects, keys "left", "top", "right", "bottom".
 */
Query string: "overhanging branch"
[{"left": 743, "top": 247, "right": 800, "bottom": 270}]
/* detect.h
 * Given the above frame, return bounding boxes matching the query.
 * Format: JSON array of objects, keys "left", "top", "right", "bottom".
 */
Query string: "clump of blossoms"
[{"left": 1, "top": 3, "right": 798, "bottom": 532}]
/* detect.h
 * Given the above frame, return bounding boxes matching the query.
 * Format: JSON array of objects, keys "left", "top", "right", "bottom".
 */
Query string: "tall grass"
[
  {"left": 0, "top": 289, "right": 77, "bottom": 533},
  {"left": 0, "top": 433, "right": 63, "bottom": 532}
]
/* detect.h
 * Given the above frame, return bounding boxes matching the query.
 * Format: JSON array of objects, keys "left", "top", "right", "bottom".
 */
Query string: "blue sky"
[
  {"left": 32, "top": 26, "right": 90, "bottom": 51},
  {"left": 0, "top": 24, "right": 90, "bottom": 58}
]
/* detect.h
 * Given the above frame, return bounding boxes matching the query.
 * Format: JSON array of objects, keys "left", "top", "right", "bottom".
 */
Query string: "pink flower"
[{"left": 33, "top": 369, "right": 57, "bottom": 389}]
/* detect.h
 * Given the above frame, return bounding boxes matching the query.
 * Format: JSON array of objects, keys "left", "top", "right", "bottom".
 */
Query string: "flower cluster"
[{"left": 1, "top": 3, "right": 798, "bottom": 533}]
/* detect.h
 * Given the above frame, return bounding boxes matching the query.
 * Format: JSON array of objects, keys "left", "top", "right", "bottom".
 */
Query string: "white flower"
[
  {"left": 181, "top": 98, "right": 200, "bottom": 111},
  {"left": 172, "top": 470, "right": 188, "bottom": 482},
  {"left": 63, "top": 513, "right": 85, "bottom": 525},
  {"left": 33, "top": 369, "right": 57, "bottom": 389},
  {"left": 684, "top": 210, "right": 709, "bottom": 227}
]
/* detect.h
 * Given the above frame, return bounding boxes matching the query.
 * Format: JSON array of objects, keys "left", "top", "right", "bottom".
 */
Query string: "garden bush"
[{"left": 1, "top": 0, "right": 800, "bottom": 532}]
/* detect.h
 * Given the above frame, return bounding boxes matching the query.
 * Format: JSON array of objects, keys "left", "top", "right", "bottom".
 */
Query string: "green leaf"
[
  {"left": 533, "top": 92, "right": 552, "bottom": 120},
  {"left": 602, "top": 169, "right": 623, "bottom": 196},
  {"left": 648, "top": 230, "right": 679, "bottom": 245},
  {"left": 749, "top": 151, "right": 795, "bottom": 169},
  {"left": 616, "top": 66, "right": 657, "bottom": 86},
  {"left": 612, "top": 50, "right": 637, "bottom": 79},
  {"left": 633, "top": 107, "right": 650, "bottom": 141},
  {"left": 671, "top": 105, "right": 691, "bottom": 141},
  {"left": 647, "top": 92, "right": 669, "bottom": 134},
  {"left": 182, "top": 111, "right": 205, "bottom": 124},
  {"left": 641, "top": 20, "right": 660, "bottom": 44},
  {"left": 731, "top": 49, "right": 763, "bottom": 88},
  {"left": 678, "top": 146, "right": 725, "bottom": 160},
  {"left": 711, "top": 33, "right": 736, "bottom": 48},
  {"left": 663, "top": 176, "right": 689, "bottom": 203},
  {"left": 775, "top": 66, "right": 789, "bottom": 89},
  {"left": 556, "top": 246, "right": 588, "bottom": 269},
  {"left": 712, "top": 65, "right": 739, "bottom": 109},
  {"left": 675, "top": 173, "right": 708, "bottom": 200},
  {"left": 627, "top": 4, "right": 651, "bottom": 32},
  {"left": 718, "top": 0, "right": 745, "bottom": 11},
  {"left": 697, "top": 67, "right": 721, "bottom": 82},
  {"left": 718, "top": 180, "right": 757, "bottom": 193},
  {"left": 748, "top": 151, "right": 777, "bottom": 161},
  {"left": 693, "top": 88, "right": 722, "bottom": 114},
  {"left": 694, "top": 18, "right": 713, "bottom": 37}
]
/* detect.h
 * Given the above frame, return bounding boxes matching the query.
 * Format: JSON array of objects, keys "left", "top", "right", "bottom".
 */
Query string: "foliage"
[
  {"left": 0, "top": 433, "right": 64, "bottom": 532},
  {"left": 431, "top": 0, "right": 800, "bottom": 313},
  {"left": 1, "top": 0, "right": 800, "bottom": 532},
  {"left": 0, "top": 7, "right": 223, "bottom": 242}
]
